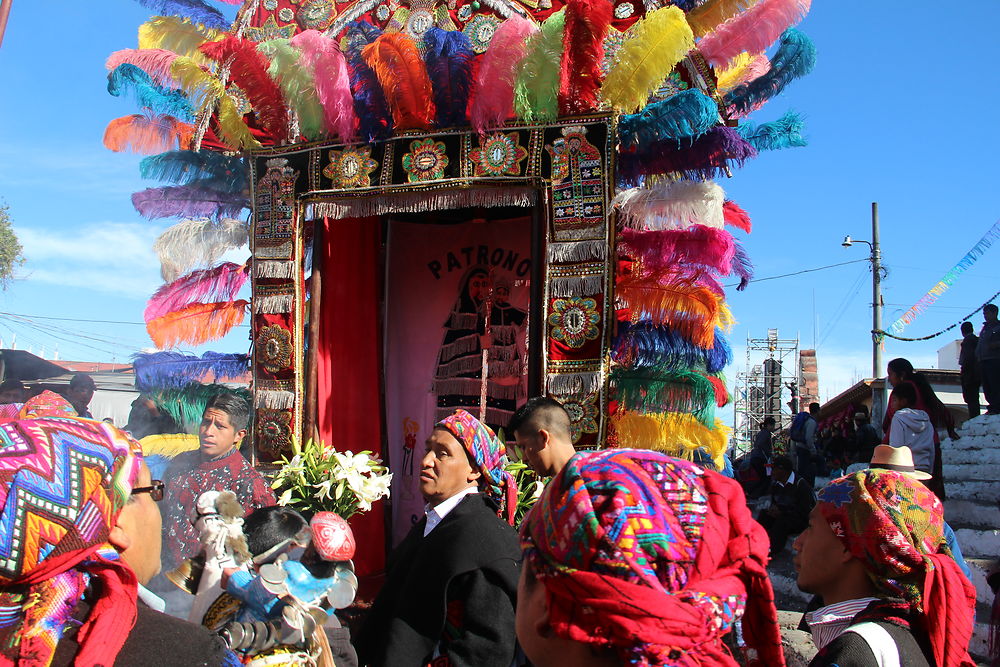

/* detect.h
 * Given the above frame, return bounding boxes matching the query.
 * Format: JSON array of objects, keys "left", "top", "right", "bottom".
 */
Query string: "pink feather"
[
  {"left": 471, "top": 16, "right": 538, "bottom": 134},
  {"left": 291, "top": 30, "right": 357, "bottom": 141},
  {"left": 144, "top": 262, "right": 248, "bottom": 323},
  {"left": 698, "top": 0, "right": 811, "bottom": 69},
  {"left": 106, "top": 48, "right": 180, "bottom": 87},
  {"left": 618, "top": 226, "right": 736, "bottom": 274}
]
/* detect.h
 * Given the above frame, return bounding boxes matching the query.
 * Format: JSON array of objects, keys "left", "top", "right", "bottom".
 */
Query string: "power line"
[
  {"left": 876, "top": 290, "right": 1000, "bottom": 342},
  {"left": 724, "top": 258, "right": 870, "bottom": 288}
]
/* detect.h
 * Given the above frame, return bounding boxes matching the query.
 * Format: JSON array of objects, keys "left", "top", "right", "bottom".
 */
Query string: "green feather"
[
  {"left": 610, "top": 368, "right": 716, "bottom": 426},
  {"left": 151, "top": 383, "right": 252, "bottom": 433},
  {"left": 514, "top": 9, "right": 565, "bottom": 122},
  {"left": 258, "top": 38, "right": 326, "bottom": 140}
]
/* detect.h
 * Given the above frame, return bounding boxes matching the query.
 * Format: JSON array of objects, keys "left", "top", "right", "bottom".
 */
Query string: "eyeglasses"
[{"left": 131, "top": 480, "right": 165, "bottom": 502}]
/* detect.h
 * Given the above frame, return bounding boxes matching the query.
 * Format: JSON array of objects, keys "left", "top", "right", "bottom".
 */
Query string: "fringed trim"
[
  {"left": 448, "top": 312, "right": 480, "bottom": 330},
  {"left": 439, "top": 334, "right": 480, "bottom": 363},
  {"left": 553, "top": 226, "right": 608, "bottom": 242},
  {"left": 255, "top": 260, "right": 295, "bottom": 278},
  {"left": 547, "top": 240, "right": 608, "bottom": 263},
  {"left": 255, "top": 242, "right": 294, "bottom": 259},
  {"left": 491, "top": 325, "right": 520, "bottom": 345},
  {"left": 546, "top": 371, "right": 602, "bottom": 395},
  {"left": 255, "top": 389, "right": 296, "bottom": 409},
  {"left": 435, "top": 405, "right": 514, "bottom": 426},
  {"left": 611, "top": 411, "right": 731, "bottom": 463},
  {"left": 437, "top": 355, "right": 484, "bottom": 378},
  {"left": 307, "top": 187, "right": 536, "bottom": 219},
  {"left": 489, "top": 359, "right": 523, "bottom": 378},
  {"left": 434, "top": 377, "right": 519, "bottom": 400},
  {"left": 254, "top": 294, "right": 294, "bottom": 314},
  {"left": 550, "top": 275, "right": 604, "bottom": 297}
]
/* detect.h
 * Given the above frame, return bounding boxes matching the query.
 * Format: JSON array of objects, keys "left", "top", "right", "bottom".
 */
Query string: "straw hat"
[{"left": 869, "top": 444, "right": 932, "bottom": 480}]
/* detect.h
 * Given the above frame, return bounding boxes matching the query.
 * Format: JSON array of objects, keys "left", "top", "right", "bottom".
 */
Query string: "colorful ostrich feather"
[
  {"left": 138, "top": 16, "right": 222, "bottom": 64},
  {"left": 617, "top": 125, "right": 757, "bottom": 185},
  {"left": 422, "top": 28, "right": 475, "bottom": 129},
  {"left": 362, "top": 32, "right": 435, "bottom": 131},
  {"left": 139, "top": 433, "right": 201, "bottom": 458},
  {"left": 344, "top": 21, "right": 393, "bottom": 141},
  {"left": 611, "top": 368, "right": 716, "bottom": 425},
  {"left": 611, "top": 411, "right": 731, "bottom": 463},
  {"left": 715, "top": 52, "right": 769, "bottom": 94},
  {"left": 612, "top": 321, "right": 732, "bottom": 374},
  {"left": 723, "top": 28, "right": 816, "bottom": 116},
  {"left": 146, "top": 300, "right": 249, "bottom": 349},
  {"left": 472, "top": 16, "right": 537, "bottom": 134},
  {"left": 600, "top": 6, "right": 694, "bottom": 113},
  {"left": 170, "top": 56, "right": 261, "bottom": 150},
  {"left": 698, "top": 0, "right": 810, "bottom": 69},
  {"left": 618, "top": 89, "right": 719, "bottom": 148},
  {"left": 106, "top": 48, "right": 181, "bottom": 87},
  {"left": 612, "top": 180, "right": 726, "bottom": 231},
  {"left": 258, "top": 38, "right": 326, "bottom": 140},
  {"left": 103, "top": 114, "right": 194, "bottom": 154},
  {"left": 514, "top": 9, "right": 566, "bottom": 122},
  {"left": 291, "top": 30, "right": 356, "bottom": 141},
  {"left": 707, "top": 373, "right": 730, "bottom": 407},
  {"left": 108, "top": 64, "right": 194, "bottom": 120},
  {"left": 616, "top": 276, "right": 724, "bottom": 348},
  {"left": 134, "top": 0, "right": 230, "bottom": 32},
  {"left": 153, "top": 217, "right": 248, "bottom": 281},
  {"left": 133, "top": 351, "right": 250, "bottom": 391},
  {"left": 200, "top": 37, "right": 289, "bottom": 142},
  {"left": 144, "top": 261, "right": 249, "bottom": 322},
  {"left": 736, "top": 109, "right": 807, "bottom": 151},
  {"left": 686, "top": 0, "right": 759, "bottom": 38},
  {"left": 732, "top": 240, "right": 754, "bottom": 290},
  {"left": 148, "top": 384, "right": 252, "bottom": 433},
  {"left": 559, "top": 0, "right": 612, "bottom": 116},
  {"left": 617, "top": 224, "right": 735, "bottom": 273},
  {"left": 132, "top": 182, "right": 248, "bottom": 219},
  {"left": 140, "top": 150, "right": 247, "bottom": 192},
  {"left": 722, "top": 199, "right": 752, "bottom": 232}
]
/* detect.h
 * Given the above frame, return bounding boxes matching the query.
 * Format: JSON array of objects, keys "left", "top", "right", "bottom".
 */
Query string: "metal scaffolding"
[{"left": 732, "top": 329, "right": 800, "bottom": 456}]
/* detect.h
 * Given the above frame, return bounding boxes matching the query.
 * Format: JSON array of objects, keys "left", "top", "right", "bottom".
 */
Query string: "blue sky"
[{"left": 1, "top": 2, "right": 998, "bottom": 404}]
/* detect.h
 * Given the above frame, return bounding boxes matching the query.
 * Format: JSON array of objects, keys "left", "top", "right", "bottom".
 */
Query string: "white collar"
[
  {"left": 424, "top": 486, "right": 478, "bottom": 537},
  {"left": 805, "top": 597, "right": 879, "bottom": 649},
  {"left": 137, "top": 583, "right": 166, "bottom": 612}
]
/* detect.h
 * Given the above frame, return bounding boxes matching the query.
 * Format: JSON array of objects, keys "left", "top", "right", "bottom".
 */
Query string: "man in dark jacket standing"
[
  {"left": 355, "top": 410, "right": 520, "bottom": 667},
  {"left": 757, "top": 455, "right": 815, "bottom": 557},
  {"left": 979, "top": 303, "right": 1000, "bottom": 415},
  {"left": 959, "top": 321, "right": 981, "bottom": 418}
]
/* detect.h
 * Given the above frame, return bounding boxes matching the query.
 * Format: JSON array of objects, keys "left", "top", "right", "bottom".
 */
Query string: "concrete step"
[
  {"left": 946, "top": 499, "right": 1000, "bottom": 531},
  {"left": 959, "top": 528, "right": 1000, "bottom": 560},
  {"left": 943, "top": 480, "right": 999, "bottom": 504},
  {"left": 943, "top": 462, "right": 1000, "bottom": 481},
  {"left": 943, "top": 444, "right": 1000, "bottom": 466}
]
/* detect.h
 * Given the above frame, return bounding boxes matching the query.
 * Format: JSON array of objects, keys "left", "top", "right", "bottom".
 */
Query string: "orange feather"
[
  {"left": 103, "top": 114, "right": 194, "bottom": 154},
  {"left": 146, "top": 300, "right": 248, "bottom": 349},
  {"left": 361, "top": 33, "right": 435, "bottom": 131}
]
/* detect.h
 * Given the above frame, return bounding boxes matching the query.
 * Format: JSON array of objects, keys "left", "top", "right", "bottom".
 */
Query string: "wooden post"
[{"left": 304, "top": 220, "right": 324, "bottom": 444}]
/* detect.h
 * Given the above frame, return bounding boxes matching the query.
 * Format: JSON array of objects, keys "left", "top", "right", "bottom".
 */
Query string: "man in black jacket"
[
  {"left": 355, "top": 410, "right": 520, "bottom": 667},
  {"left": 959, "top": 321, "right": 981, "bottom": 418},
  {"left": 757, "top": 455, "right": 815, "bottom": 557}
]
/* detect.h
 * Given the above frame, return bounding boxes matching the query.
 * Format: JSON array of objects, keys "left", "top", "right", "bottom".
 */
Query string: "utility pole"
[{"left": 871, "top": 202, "right": 883, "bottom": 379}]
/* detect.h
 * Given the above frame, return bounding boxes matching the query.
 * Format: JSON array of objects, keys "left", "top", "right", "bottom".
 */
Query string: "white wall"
[{"left": 937, "top": 339, "right": 961, "bottom": 371}]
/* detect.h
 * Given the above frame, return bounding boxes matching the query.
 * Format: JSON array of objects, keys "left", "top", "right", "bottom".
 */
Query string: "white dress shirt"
[{"left": 423, "top": 486, "right": 479, "bottom": 537}]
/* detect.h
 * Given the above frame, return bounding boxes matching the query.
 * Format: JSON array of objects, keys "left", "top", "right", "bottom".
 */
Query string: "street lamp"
[{"left": 842, "top": 202, "right": 884, "bottom": 379}]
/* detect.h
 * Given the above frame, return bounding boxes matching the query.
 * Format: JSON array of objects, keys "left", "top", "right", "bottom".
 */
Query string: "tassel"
[
  {"left": 612, "top": 181, "right": 725, "bottom": 231},
  {"left": 698, "top": 0, "right": 810, "bottom": 69},
  {"left": 144, "top": 262, "right": 249, "bottom": 322},
  {"left": 254, "top": 260, "right": 295, "bottom": 278},
  {"left": 600, "top": 7, "right": 694, "bottom": 113},
  {"left": 715, "top": 52, "right": 769, "bottom": 94},
  {"left": 139, "top": 150, "right": 247, "bottom": 191},
  {"left": 618, "top": 89, "right": 719, "bottom": 148},
  {"left": 686, "top": 0, "right": 759, "bottom": 38},
  {"left": 146, "top": 300, "right": 248, "bottom": 349},
  {"left": 722, "top": 200, "right": 752, "bottom": 233},
  {"left": 611, "top": 367, "right": 716, "bottom": 425},
  {"left": 513, "top": 9, "right": 566, "bottom": 122},
  {"left": 724, "top": 28, "right": 816, "bottom": 116},
  {"left": 546, "top": 372, "right": 603, "bottom": 396},
  {"left": 362, "top": 33, "right": 435, "bottom": 131},
  {"left": 134, "top": 0, "right": 230, "bottom": 32},
  {"left": 132, "top": 182, "right": 248, "bottom": 220},
  {"left": 612, "top": 321, "right": 732, "bottom": 374},
  {"left": 103, "top": 114, "right": 194, "bottom": 154},
  {"left": 133, "top": 351, "right": 250, "bottom": 391},
  {"left": 559, "top": 0, "right": 612, "bottom": 116},
  {"left": 154, "top": 217, "right": 248, "bottom": 282},
  {"left": 258, "top": 38, "right": 326, "bottom": 140},
  {"left": 736, "top": 109, "right": 806, "bottom": 151},
  {"left": 150, "top": 384, "right": 253, "bottom": 432},
  {"left": 199, "top": 37, "right": 290, "bottom": 142},
  {"left": 616, "top": 277, "right": 723, "bottom": 348},
  {"left": 106, "top": 48, "right": 180, "bottom": 87},
  {"left": 255, "top": 389, "right": 296, "bottom": 410},
  {"left": 170, "top": 57, "right": 261, "bottom": 150},
  {"left": 344, "top": 21, "right": 393, "bottom": 141},
  {"left": 732, "top": 241, "right": 754, "bottom": 290},
  {"left": 138, "top": 16, "right": 222, "bottom": 64},
  {"left": 612, "top": 411, "right": 731, "bottom": 460},
  {"left": 617, "top": 125, "right": 757, "bottom": 185},
  {"left": 423, "top": 28, "right": 475, "bottom": 129},
  {"left": 291, "top": 30, "right": 356, "bottom": 141},
  {"left": 108, "top": 64, "right": 194, "bottom": 120},
  {"left": 471, "top": 16, "right": 537, "bottom": 134},
  {"left": 617, "top": 225, "right": 735, "bottom": 273}
]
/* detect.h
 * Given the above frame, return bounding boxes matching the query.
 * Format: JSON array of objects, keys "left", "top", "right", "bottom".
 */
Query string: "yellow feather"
[
  {"left": 601, "top": 6, "right": 694, "bottom": 113},
  {"left": 139, "top": 433, "right": 200, "bottom": 458},
  {"left": 686, "top": 0, "right": 760, "bottom": 38},
  {"left": 612, "top": 412, "right": 731, "bottom": 461},
  {"left": 139, "top": 16, "right": 222, "bottom": 65},
  {"left": 170, "top": 57, "right": 261, "bottom": 150},
  {"left": 714, "top": 52, "right": 752, "bottom": 92}
]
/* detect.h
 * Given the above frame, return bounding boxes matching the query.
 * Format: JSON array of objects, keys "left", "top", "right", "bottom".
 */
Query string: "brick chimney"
[{"left": 799, "top": 349, "right": 819, "bottom": 409}]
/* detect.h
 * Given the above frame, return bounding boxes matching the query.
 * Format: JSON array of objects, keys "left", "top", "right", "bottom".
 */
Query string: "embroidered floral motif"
[
  {"left": 256, "top": 324, "right": 293, "bottom": 373},
  {"left": 245, "top": 15, "right": 298, "bottom": 43},
  {"left": 613, "top": 2, "right": 634, "bottom": 19},
  {"left": 297, "top": 0, "right": 337, "bottom": 30},
  {"left": 402, "top": 138, "right": 449, "bottom": 182},
  {"left": 560, "top": 392, "right": 599, "bottom": 443},
  {"left": 258, "top": 409, "right": 293, "bottom": 453},
  {"left": 463, "top": 14, "right": 502, "bottom": 53},
  {"left": 470, "top": 132, "right": 528, "bottom": 177},
  {"left": 548, "top": 297, "right": 600, "bottom": 348},
  {"left": 323, "top": 146, "right": 379, "bottom": 188}
]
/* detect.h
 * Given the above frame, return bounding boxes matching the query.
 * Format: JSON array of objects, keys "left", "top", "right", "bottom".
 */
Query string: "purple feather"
[
  {"left": 344, "top": 21, "right": 393, "bottom": 141},
  {"left": 422, "top": 28, "right": 474, "bottom": 128},
  {"left": 732, "top": 241, "right": 754, "bottom": 291},
  {"left": 134, "top": 0, "right": 230, "bottom": 31},
  {"left": 617, "top": 126, "right": 758, "bottom": 186},
  {"left": 132, "top": 180, "right": 248, "bottom": 219},
  {"left": 133, "top": 350, "right": 250, "bottom": 391}
]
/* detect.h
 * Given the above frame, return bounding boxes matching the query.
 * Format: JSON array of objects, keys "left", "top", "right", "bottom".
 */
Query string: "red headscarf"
[{"left": 520, "top": 449, "right": 784, "bottom": 667}]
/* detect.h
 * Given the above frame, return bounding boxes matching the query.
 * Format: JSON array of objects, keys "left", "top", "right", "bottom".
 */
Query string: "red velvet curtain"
[{"left": 317, "top": 216, "right": 386, "bottom": 578}]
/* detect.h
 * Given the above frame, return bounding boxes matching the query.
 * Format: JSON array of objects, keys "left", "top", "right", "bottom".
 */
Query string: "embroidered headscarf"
[
  {"left": 0, "top": 391, "right": 78, "bottom": 426},
  {"left": 0, "top": 416, "right": 145, "bottom": 667},
  {"left": 520, "top": 449, "right": 785, "bottom": 667},
  {"left": 435, "top": 409, "right": 518, "bottom": 525},
  {"left": 816, "top": 469, "right": 977, "bottom": 667}
]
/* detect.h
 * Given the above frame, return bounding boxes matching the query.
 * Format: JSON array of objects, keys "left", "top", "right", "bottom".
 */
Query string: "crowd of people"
[{"left": 0, "top": 356, "right": 985, "bottom": 666}]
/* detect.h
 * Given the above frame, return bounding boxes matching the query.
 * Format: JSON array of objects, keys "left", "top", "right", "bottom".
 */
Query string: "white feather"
[
  {"left": 153, "top": 217, "right": 249, "bottom": 281},
  {"left": 612, "top": 181, "right": 725, "bottom": 231}
]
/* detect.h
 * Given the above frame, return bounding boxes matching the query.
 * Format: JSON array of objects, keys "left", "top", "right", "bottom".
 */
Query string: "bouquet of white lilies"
[{"left": 272, "top": 438, "right": 392, "bottom": 519}]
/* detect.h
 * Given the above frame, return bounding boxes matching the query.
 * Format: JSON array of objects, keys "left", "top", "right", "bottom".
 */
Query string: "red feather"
[
  {"left": 362, "top": 33, "right": 435, "bottom": 131},
  {"left": 559, "top": 0, "right": 613, "bottom": 116},
  {"left": 199, "top": 37, "right": 289, "bottom": 142},
  {"left": 723, "top": 200, "right": 752, "bottom": 233}
]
